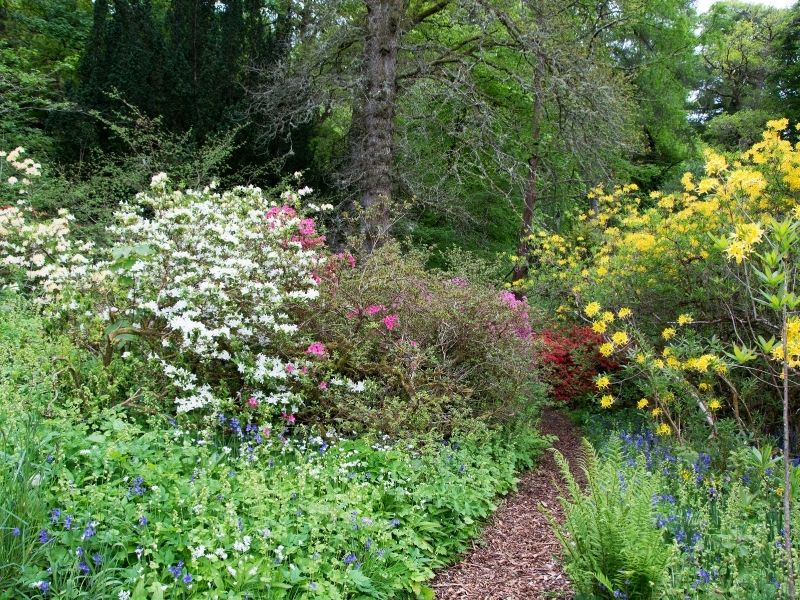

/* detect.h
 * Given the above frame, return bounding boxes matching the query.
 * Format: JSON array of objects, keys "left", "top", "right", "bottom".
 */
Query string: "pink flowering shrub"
[{"left": 298, "top": 243, "right": 547, "bottom": 436}]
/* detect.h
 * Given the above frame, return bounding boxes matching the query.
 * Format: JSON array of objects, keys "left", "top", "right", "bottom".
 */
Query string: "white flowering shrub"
[
  {"left": 105, "top": 175, "right": 332, "bottom": 414},
  {"left": 0, "top": 148, "right": 97, "bottom": 296},
  {"left": 0, "top": 156, "right": 353, "bottom": 420}
]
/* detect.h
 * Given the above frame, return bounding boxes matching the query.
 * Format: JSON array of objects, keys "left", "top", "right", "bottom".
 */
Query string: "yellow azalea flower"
[
  {"left": 599, "top": 342, "right": 614, "bottom": 357},
  {"left": 601, "top": 311, "right": 615, "bottom": 323},
  {"left": 662, "top": 327, "right": 676, "bottom": 340},
  {"left": 592, "top": 320, "right": 607, "bottom": 334},
  {"left": 652, "top": 407, "right": 662, "bottom": 417},
  {"left": 617, "top": 307, "right": 632, "bottom": 319},
  {"left": 667, "top": 357, "right": 681, "bottom": 368},
  {"left": 681, "top": 172, "right": 695, "bottom": 192},
  {"left": 708, "top": 399, "right": 722, "bottom": 411},
  {"left": 725, "top": 239, "right": 750, "bottom": 264},
  {"left": 611, "top": 331, "right": 629, "bottom": 346},
  {"left": 715, "top": 362, "right": 728, "bottom": 374},
  {"left": 656, "top": 423, "right": 672, "bottom": 436},
  {"left": 596, "top": 266, "right": 608, "bottom": 277},
  {"left": 595, "top": 375, "right": 611, "bottom": 390},
  {"left": 600, "top": 394, "right": 615, "bottom": 409},
  {"left": 704, "top": 149, "right": 728, "bottom": 175},
  {"left": 637, "top": 398, "right": 649, "bottom": 409},
  {"left": 584, "top": 302, "right": 601, "bottom": 318},
  {"left": 767, "top": 118, "right": 789, "bottom": 131},
  {"left": 677, "top": 314, "right": 693, "bottom": 326}
]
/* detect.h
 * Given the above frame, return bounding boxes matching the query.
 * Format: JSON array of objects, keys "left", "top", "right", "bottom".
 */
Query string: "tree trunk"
[
  {"left": 358, "top": 0, "right": 404, "bottom": 252},
  {"left": 512, "top": 50, "right": 545, "bottom": 286}
]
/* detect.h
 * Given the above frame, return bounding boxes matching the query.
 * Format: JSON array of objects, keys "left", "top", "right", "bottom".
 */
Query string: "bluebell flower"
[
  {"left": 138, "top": 515, "right": 148, "bottom": 527},
  {"left": 168, "top": 562, "right": 184, "bottom": 578},
  {"left": 389, "top": 518, "right": 401, "bottom": 527},
  {"left": 78, "top": 560, "right": 90, "bottom": 574},
  {"left": 76, "top": 546, "right": 84, "bottom": 557},
  {"left": 365, "top": 537, "right": 372, "bottom": 550},
  {"left": 35, "top": 581, "right": 49, "bottom": 594},
  {"left": 39, "top": 529, "right": 49, "bottom": 544},
  {"left": 46, "top": 454, "right": 54, "bottom": 464},
  {"left": 613, "top": 591, "right": 627, "bottom": 599},
  {"left": 50, "top": 508, "right": 61, "bottom": 524},
  {"left": 11, "top": 527, "right": 20, "bottom": 536},
  {"left": 183, "top": 572, "right": 193, "bottom": 584},
  {"left": 343, "top": 553, "right": 357, "bottom": 564},
  {"left": 129, "top": 476, "right": 145, "bottom": 496},
  {"left": 82, "top": 522, "right": 96, "bottom": 540},
  {"left": 319, "top": 442, "right": 328, "bottom": 454},
  {"left": 92, "top": 553, "right": 102, "bottom": 566},
  {"left": 63, "top": 515, "right": 73, "bottom": 530},
  {"left": 695, "top": 568, "right": 712, "bottom": 585}
]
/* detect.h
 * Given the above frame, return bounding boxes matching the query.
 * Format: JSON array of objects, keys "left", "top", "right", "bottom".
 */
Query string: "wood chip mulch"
[{"left": 431, "top": 410, "right": 584, "bottom": 600}]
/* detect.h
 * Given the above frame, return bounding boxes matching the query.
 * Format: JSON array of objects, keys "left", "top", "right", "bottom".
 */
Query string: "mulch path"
[{"left": 432, "top": 410, "right": 584, "bottom": 600}]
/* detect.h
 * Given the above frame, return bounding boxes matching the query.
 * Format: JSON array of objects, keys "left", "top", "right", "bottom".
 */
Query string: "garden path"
[{"left": 431, "top": 410, "right": 582, "bottom": 600}]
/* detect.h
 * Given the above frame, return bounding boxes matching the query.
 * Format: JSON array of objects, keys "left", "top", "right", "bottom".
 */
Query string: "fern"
[{"left": 548, "top": 438, "right": 674, "bottom": 599}]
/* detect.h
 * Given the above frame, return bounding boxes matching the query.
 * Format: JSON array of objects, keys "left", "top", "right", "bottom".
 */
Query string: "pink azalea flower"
[
  {"left": 285, "top": 363, "right": 295, "bottom": 374},
  {"left": 318, "top": 381, "right": 328, "bottom": 390},
  {"left": 247, "top": 396, "right": 259, "bottom": 408},
  {"left": 282, "top": 412, "right": 296, "bottom": 424},
  {"left": 298, "top": 218, "right": 316, "bottom": 236},
  {"left": 383, "top": 314, "right": 399, "bottom": 331},
  {"left": 366, "top": 304, "right": 384, "bottom": 315},
  {"left": 306, "top": 342, "right": 326, "bottom": 356}
]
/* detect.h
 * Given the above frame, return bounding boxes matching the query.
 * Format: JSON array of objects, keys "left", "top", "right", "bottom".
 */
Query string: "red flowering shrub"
[{"left": 535, "top": 326, "right": 618, "bottom": 405}]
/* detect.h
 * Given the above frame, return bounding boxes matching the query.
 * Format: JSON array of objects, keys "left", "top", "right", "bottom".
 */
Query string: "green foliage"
[
  {"left": 551, "top": 438, "right": 674, "bottom": 599},
  {"left": 0, "top": 295, "right": 548, "bottom": 598},
  {"left": 703, "top": 108, "right": 777, "bottom": 151}
]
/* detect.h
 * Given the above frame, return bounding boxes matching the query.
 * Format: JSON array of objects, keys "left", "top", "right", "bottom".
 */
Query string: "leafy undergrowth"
[
  {"left": 0, "top": 296, "right": 548, "bottom": 600},
  {"left": 554, "top": 412, "right": 794, "bottom": 599}
]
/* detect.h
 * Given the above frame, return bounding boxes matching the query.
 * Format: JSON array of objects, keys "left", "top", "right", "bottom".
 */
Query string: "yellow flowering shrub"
[{"left": 520, "top": 120, "right": 800, "bottom": 436}]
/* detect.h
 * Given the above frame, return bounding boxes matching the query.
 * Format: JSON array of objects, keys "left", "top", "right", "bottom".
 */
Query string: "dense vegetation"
[{"left": 4, "top": 0, "right": 800, "bottom": 598}]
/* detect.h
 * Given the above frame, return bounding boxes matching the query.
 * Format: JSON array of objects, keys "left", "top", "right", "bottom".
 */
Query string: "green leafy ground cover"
[{"left": 0, "top": 294, "right": 547, "bottom": 599}]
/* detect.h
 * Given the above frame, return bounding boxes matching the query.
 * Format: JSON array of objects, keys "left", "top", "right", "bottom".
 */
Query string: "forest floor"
[{"left": 432, "top": 410, "right": 583, "bottom": 600}]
